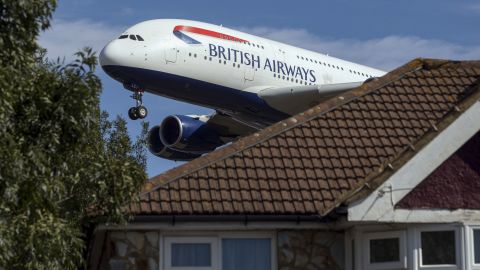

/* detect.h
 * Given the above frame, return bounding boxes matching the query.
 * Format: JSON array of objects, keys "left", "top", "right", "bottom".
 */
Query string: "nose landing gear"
[{"left": 128, "top": 89, "right": 148, "bottom": 120}]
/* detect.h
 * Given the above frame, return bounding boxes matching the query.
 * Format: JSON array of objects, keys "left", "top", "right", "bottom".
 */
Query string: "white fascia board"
[
  {"left": 348, "top": 100, "right": 480, "bottom": 223},
  {"left": 96, "top": 220, "right": 343, "bottom": 231}
]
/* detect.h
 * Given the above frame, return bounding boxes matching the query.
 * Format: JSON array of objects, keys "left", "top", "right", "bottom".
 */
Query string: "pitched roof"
[{"left": 130, "top": 59, "right": 480, "bottom": 217}]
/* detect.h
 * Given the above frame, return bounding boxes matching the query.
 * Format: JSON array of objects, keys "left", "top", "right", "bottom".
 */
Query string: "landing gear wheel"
[
  {"left": 128, "top": 107, "right": 139, "bottom": 120},
  {"left": 137, "top": 106, "right": 148, "bottom": 119},
  {"left": 127, "top": 86, "right": 149, "bottom": 120}
]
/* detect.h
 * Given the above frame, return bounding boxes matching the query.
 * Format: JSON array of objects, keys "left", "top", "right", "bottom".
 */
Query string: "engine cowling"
[
  {"left": 160, "top": 115, "right": 223, "bottom": 153},
  {"left": 147, "top": 125, "right": 201, "bottom": 161}
]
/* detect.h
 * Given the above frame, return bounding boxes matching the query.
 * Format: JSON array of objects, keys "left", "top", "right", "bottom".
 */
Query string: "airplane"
[{"left": 99, "top": 19, "right": 386, "bottom": 161}]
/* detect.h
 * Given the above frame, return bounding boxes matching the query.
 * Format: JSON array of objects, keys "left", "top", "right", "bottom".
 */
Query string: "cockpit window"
[
  {"left": 129, "top": 35, "right": 137, "bottom": 40},
  {"left": 136, "top": 35, "right": 144, "bottom": 41},
  {"left": 118, "top": 35, "right": 128, "bottom": 39}
]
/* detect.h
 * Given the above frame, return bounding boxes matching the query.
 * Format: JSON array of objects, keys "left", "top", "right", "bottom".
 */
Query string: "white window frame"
[
  {"left": 416, "top": 226, "right": 461, "bottom": 270},
  {"left": 363, "top": 230, "right": 407, "bottom": 270},
  {"left": 161, "top": 232, "right": 275, "bottom": 270},
  {"left": 164, "top": 236, "right": 218, "bottom": 270},
  {"left": 467, "top": 225, "right": 480, "bottom": 270}
]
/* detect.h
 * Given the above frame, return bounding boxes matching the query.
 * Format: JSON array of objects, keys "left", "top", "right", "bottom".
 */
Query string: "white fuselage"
[{"left": 100, "top": 19, "right": 386, "bottom": 124}]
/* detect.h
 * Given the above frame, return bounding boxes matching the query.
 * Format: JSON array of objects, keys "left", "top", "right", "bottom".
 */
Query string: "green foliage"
[{"left": 0, "top": 0, "right": 147, "bottom": 269}]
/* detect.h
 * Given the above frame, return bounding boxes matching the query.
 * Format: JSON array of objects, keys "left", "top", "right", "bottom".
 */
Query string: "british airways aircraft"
[{"left": 100, "top": 19, "right": 386, "bottom": 161}]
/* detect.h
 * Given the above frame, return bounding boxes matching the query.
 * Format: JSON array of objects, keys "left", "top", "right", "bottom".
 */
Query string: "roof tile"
[{"left": 133, "top": 59, "right": 480, "bottom": 217}]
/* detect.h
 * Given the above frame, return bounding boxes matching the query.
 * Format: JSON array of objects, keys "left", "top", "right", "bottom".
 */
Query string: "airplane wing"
[
  {"left": 257, "top": 81, "right": 363, "bottom": 115},
  {"left": 203, "top": 111, "right": 258, "bottom": 141},
  {"left": 207, "top": 82, "right": 364, "bottom": 140}
]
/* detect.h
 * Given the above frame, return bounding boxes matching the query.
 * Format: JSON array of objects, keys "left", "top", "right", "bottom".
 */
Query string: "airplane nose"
[{"left": 99, "top": 40, "right": 125, "bottom": 67}]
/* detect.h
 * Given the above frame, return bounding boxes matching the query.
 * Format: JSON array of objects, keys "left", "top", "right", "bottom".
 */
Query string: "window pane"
[
  {"left": 171, "top": 243, "right": 211, "bottom": 267},
  {"left": 222, "top": 238, "right": 271, "bottom": 270},
  {"left": 421, "top": 231, "right": 456, "bottom": 265},
  {"left": 370, "top": 238, "right": 400, "bottom": 263},
  {"left": 474, "top": 229, "right": 480, "bottom": 264}
]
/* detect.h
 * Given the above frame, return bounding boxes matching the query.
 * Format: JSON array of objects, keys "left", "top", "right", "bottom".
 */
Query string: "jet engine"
[
  {"left": 147, "top": 115, "right": 224, "bottom": 161},
  {"left": 159, "top": 115, "right": 223, "bottom": 153},
  {"left": 147, "top": 125, "right": 201, "bottom": 161}
]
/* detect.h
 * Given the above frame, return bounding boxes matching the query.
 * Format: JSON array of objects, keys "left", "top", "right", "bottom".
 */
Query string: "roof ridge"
[{"left": 142, "top": 58, "right": 428, "bottom": 195}]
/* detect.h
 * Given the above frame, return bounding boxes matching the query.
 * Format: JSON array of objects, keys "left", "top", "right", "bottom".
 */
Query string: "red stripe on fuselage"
[{"left": 173, "top": 25, "right": 248, "bottom": 43}]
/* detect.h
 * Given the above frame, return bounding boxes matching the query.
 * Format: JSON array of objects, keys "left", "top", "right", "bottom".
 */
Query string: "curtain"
[
  {"left": 171, "top": 243, "right": 211, "bottom": 267},
  {"left": 222, "top": 238, "right": 271, "bottom": 270}
]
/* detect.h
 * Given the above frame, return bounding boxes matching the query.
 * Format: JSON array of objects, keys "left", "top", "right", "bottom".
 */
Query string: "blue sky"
[{"left": 40, "top": 0, "right": 480, "bottom": 177}]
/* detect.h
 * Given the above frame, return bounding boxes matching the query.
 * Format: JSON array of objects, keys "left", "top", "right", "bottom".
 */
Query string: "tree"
[{"left": 0, "top": 1, "right": 147, "bottom": 269}]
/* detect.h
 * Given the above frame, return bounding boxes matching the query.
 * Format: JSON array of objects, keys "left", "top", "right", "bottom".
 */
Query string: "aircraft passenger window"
[
  {"left": 261, "top": 45, "right": 264, "bottom": 49},
  {"left": 233, "top": 63, "right": 235, "bottom": 67},
  {"left": 328, "top": 64, "right": 331, "bottom": 67},
  {"left": 194, "top": 54, "right": 197, "bottom": 57},
  {"left": 219, "top": 59, "right": 222, "bottom": 63},
  {"left": 315, "top": 60, "right": 318, "bottom": 63},
  {"left": 274, "top": 74, "right": 276, "bottom": 78},
  {"left": 136, "top": 35, "right": 144, "bottom": 41},
  {"left": 224, "top": 60, "right": 226, "bottom": 64},
  {"left": 119, "top": 35, "right": 128, "bottom": 39},
  {"left": 301, "top": 57, "right": 304, "bottom": 60},
  {"left": 296, "top": 79, "right": 298, "bottom": 83},
  {"left": 204, "top": 56, "right": 207, "bottom": 60},
  {"left": 189, "top": 53, "right": 192, "bottom": 56},
  {"left": 257, "top": 45, "right": 260, "bottom": 48},
  {"left": 297, "top": 56, "right": 299, "bottom": 59},
  {"left": 209, "top": 57, "right": 212, "bottom": 61},
  {"left": 129, "top": 35, "right": 136, "bottom": 40}
]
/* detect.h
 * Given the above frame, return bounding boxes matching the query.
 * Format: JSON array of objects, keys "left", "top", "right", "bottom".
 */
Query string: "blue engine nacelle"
[
  {"left": 147, "top": 125, "right": 201, "bottom": 161},
  {"left": 159, "top": 115, "right": 223, "bottom": 153}
]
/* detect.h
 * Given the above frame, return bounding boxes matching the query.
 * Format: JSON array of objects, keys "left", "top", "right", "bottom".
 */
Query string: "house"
[{"left": 88, "top": 59, "right": 480, "bottom": 270}]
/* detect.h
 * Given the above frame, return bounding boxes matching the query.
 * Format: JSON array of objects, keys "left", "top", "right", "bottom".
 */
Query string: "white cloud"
[
  {"left": 238, "top": 26, "right": 480, "bottom": 70},
  {"left": 39, "top": 19, "right": 480, "bottom": 71},
  {"left": 38, "top": 19, "right": 125, "bottom": 62},
  {"left": 466, "top": 3, "right": 480, "bottom": 13}
]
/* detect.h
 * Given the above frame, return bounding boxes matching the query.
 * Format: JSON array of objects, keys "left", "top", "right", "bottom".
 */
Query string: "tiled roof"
[{"left": 130, "top": 59, "right": 480, "bottom": 217}]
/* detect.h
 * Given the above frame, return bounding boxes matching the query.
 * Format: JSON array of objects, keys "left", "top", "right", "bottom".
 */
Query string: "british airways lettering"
[{"left": 209, "top": 44, "right": 316, "bottom": 83}]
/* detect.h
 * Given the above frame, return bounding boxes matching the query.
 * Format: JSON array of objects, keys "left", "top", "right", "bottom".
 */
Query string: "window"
[
  {"left": 129, "top": 34, "right": 136, "bottom": 40},
  {"left": 419, "top": 229, "right": 457, "bottom": 267},
  {"left": 474, "top": 229, "right": 480, "bottom": 265},
  {"left": 165, "top": 237, "right": 217, "bottom": 270},
  {"left": 164, "top": 235, "right": 273, "bottom": 270},
  {"left": 364, "top": 231, "right": 406, "bottom": 270},
  {"left": 136, "top": 35, "right": 144, "bottom": 41},
  {"left": 222, "top": 238, "right": 271, "bottom": 270},
  {"left": 118, "top": 35, "right": 128, "bottom": 39},
  {"left": 172, "top": 243, "right": 211, "bottom": 267}
]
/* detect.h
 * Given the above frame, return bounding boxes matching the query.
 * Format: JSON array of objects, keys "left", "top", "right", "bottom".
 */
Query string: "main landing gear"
[{"left": 128, "top": 89, "right": 148, "bottom": 120}]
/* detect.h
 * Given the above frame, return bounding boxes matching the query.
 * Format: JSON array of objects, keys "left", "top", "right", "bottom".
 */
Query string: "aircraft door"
[
  {"left": 165, "top": 47, "right": 178, "bottom": 63},
  {"left": 243, "top": 49, "right": 256, "bottom": 82},
  {"left": 244, "top": 64, "right": 255, "bottom": 81}
]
